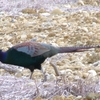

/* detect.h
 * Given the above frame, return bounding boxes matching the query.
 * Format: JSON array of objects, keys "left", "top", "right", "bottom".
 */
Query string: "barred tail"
[{"left": 58, "top": 45, "right": 100, "bottom": 53}]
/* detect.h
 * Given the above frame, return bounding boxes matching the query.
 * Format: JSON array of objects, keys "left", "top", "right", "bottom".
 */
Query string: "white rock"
[
  {"left": 60, "top": 70, "right": 66, "bottom": 75},
  {"left": 88, "top": 70, "right": 97, "bottom": 76},
  {"left": 93, "top": 60, "right": 100, "bottom": 66},
  {"left": 74, "top": 76, "right": 80, "bottom": 80},
  {"left": 76, "top": 95, "right": 82, "bottom": 99},
  {"left": 66, "top": 69, "right": 73, "bottom": 73},
  {"left": 46, "top": 73, "right": 56, "bottom": 81},
  {"left": 40, "top": 13, "right": 50, "bottom": 17}
]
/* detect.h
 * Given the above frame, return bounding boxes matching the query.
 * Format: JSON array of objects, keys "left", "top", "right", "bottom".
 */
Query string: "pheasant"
[{"left": 0, "top": 41, "right": 100, "bottom": 79}]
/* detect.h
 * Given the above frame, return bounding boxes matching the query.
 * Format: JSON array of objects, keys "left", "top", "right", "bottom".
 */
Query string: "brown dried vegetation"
[{"left": 0, "top": 0, "right": 100, "bottom": 99}]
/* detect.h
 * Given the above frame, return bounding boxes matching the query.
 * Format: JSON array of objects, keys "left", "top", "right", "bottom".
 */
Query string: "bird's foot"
[
  {"left": 41, "top": 67, "right": 47, "bottom": 82},
  {"left": 42, "top": 73, "right": 47, "bottom": 82}
]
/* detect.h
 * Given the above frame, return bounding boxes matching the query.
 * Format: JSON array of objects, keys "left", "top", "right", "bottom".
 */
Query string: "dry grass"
[
  {"left": 0, "top": 74, "right": 99, "bottom": 99},
  {"left": 0, "top": 0, "right": 100, "bottom": 99}
]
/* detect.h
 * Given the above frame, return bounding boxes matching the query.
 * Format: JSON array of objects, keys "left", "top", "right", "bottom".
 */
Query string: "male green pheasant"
[{"left": 0, "top": 41, "right": 100, "bottom": 78}]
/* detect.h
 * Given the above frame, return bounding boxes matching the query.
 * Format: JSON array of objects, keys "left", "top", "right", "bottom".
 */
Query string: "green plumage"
[
  {"left": 3, "top": 48, "right": 46, "bottom": 71},
  {"left": 0, "top": 41, "right": 100, "bottom": 79}
]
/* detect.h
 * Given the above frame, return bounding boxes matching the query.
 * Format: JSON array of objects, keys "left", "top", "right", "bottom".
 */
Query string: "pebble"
[
  {"left": 0, "top": 1, "right": 100, "bottom": 99},
  {"left": 88, "top": 70, "right": 97, "bottom": 76},
  {"left": 51, "top": 8, "right": 63, "bottom": 15}
]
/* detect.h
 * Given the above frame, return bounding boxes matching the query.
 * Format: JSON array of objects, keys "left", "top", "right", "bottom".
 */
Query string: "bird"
[{"left": 0, "top": 41, "right": 100, "bottom": 79}]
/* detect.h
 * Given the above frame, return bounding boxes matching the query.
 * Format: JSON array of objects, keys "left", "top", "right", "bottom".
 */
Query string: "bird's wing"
[{"left": 13, "top": 42, "right": 50, "bottom": 57}]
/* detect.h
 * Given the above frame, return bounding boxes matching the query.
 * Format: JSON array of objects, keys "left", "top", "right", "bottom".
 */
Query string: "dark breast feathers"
[
  {"left": 3, "top": 42, "right": 52, "bottom": 71},
  {"left": 2, "top": 41, "right": 100, "bottom": 79}
]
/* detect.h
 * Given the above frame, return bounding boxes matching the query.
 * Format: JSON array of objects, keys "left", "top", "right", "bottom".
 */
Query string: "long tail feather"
[{"left": 58, "top": 45, "right": 100, "bottom": 53}]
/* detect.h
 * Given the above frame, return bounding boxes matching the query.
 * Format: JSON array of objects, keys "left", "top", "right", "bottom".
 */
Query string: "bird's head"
[
  {"left": 0, "top": 50, "right": 5, "bottom": 62},
  {"left": 0, "top": 50, "right": 2, "bottom": 54},
  {"left": 0, "top": 50, "right": 3, "bottom": 59}
]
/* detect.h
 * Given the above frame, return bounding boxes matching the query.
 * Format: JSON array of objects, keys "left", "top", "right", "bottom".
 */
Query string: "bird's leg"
[
  {"left": 50, "top": 62, "right": 60, "bottom": 76},
  {"left": 30, "top": 71, "right": 33, "bottom": 79},
  {"left": 41, "top": 67, "right": 47, "bottom": 81},
  {"left": 30, "top": 68, "right": 39, "bottom": 93}
]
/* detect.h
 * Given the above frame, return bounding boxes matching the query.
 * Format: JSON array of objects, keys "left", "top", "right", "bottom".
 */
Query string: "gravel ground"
[
  {"left": 0, "top": 0, "right": 100, "bottom": 14},
  {"left": 0, "top": 0, "right": 100, "bottom": 100}
]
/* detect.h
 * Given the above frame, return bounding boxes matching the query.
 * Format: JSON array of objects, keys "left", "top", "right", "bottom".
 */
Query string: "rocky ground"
[{"left": 0, "top": 0, "right": 100, "bottom": 100}]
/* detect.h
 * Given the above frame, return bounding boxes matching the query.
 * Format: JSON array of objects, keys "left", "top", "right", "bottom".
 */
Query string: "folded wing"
[{"left": 13, "top": 42, "right": 50, "bottom": 57}]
